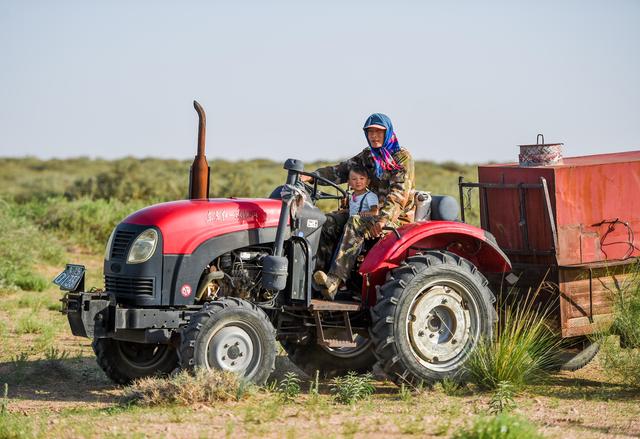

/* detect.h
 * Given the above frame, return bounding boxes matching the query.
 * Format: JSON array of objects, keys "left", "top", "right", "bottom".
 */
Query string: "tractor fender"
[{"left": 359, "top": 221, "right": 511, "bottom": 303}]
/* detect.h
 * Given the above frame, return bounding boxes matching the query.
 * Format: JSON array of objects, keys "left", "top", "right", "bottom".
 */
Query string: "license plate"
[{"left": 53, "top": 264, "right": 86, "bottom": 292}]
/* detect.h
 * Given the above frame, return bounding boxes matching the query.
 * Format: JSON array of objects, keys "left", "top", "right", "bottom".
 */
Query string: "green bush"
[
  {"left": 0, "top": 201, "right": 64, "bottom": 291},
  {"left": 599, "top": 266, "right": 640, "bottom": 386},
  {"left": 465, "top": 289, "right": 561, "bottom": 390},
  {"left": 452, "top": 413, "right": 542, "bottom": 439}
]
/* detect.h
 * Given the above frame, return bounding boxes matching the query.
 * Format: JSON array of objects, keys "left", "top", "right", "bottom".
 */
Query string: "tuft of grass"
[
  {"left": 437, "top": 377, "right": 463, "bottom": 396},
  {"left": 452, "top": 413, "right": 542, "bottom": 439},
  {"left": 466, "top": 288, "right": 561, "bottom": 390},
  {"left": 1, "top": 383, "right": 8, "bottom": 415},
  {"left": 15, "top": 315, "right": 48, "bottom": 335},
  {"left": 398, "top": 383, "right": 412, "bottom": 402},
  {"left": 277, "top": 372, "right": 301, "bottom": 403},
  {"left": 124, "top": 368, "right": 250, "bottom": 406},
  {"left": 44, "top": 347, "right": 70, "bottom": 362},
  {"left": 308, "top": 369, "right": 320, "bottom": 399},
  {"left": 330, "top": 372, "right": 375, "bottom": 405}
]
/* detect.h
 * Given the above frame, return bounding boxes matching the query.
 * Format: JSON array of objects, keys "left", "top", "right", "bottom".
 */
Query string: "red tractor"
[{"left": 56, "top": 103, "right": 638, "bottom": 385}]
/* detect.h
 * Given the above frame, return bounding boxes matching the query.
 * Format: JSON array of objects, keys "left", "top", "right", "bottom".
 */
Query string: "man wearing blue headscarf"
[{"left": 303, "top": 113, "right": 415, "bottom": 300}]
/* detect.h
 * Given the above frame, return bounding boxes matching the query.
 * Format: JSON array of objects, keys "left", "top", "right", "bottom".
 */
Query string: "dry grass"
[{"left": 124, "top": 368, "right": 251, "bottom": 406}]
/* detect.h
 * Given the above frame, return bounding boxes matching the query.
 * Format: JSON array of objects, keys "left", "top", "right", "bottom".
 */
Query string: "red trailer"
[{"left": 460, "top": 144, "right": 640, "bottom": 339}]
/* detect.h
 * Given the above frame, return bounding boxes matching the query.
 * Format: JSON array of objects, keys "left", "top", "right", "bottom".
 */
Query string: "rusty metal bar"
[
  {"left": 481, "top": 186, "right": 490, "bottom": 232},
  {"left": 458, "top": 176, "right": 466, "bottom": 223},
  {"left": 540, "top": 177, "right": 559, "bottom": 254},
  {"left": 518, "top": 183, "right": 530, "bottom": 251}
]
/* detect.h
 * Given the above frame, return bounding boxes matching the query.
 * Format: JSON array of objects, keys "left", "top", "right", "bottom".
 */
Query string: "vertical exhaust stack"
[{"left": 189, "top": 100, "right": 210, "bottom": 199}]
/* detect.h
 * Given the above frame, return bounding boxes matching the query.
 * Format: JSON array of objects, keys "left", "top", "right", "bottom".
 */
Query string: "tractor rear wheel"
[
  {"left": 93, "top": 338, "right": 178, "bottom": 385},
  {"left": 179, "top": 297, "right": 277, "bottom": 385},
  {"left": 282, "top": 333, "right": 376, "bottom": 379},
  {"left": 370, "top": 251, "right": 496, "bottom": 385}
]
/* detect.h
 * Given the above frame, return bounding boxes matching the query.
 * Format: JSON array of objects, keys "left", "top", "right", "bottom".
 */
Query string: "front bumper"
[{"left": 62, "top": 291, "right": 190, "bottom": 343}]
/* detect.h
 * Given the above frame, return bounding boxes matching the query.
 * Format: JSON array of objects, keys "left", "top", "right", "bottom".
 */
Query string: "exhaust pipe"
[{"left": 189, "top": 100, "right": 210, "bottom": 199}]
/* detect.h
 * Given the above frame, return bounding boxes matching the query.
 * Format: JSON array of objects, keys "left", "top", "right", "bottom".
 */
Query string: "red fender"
[{"left": 358, "top": 221, "right": 512, "bottom": 304}]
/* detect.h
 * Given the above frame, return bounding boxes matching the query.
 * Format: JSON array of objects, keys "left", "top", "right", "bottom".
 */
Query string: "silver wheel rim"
[
  {"left": 406, "top": 279, "right": 479, "bottom": 372},
  {"left": 205, "top": 322, "right": 261, "bottom": 377},
  {"left": 320, "top": 333, "right": 372, "bottom": 359}
]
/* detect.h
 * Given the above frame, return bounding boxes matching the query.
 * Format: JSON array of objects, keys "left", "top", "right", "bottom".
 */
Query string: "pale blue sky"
[{"left": 1, "top": 0, "right": 638, "bottom": 163}]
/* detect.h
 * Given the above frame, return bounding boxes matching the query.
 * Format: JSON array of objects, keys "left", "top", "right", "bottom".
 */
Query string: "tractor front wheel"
[
  {"left": 370, "top": 251, "right": 496, "bottom": 385},
  {"left": 179, "top": 297, "right": 277, "bottom": 385},
  {"left": 93, "top": 338, "right": 178, "bottom": 385}
]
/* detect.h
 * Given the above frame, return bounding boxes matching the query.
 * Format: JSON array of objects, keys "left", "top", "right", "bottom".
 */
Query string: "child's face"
[{"left": 348, "top": 171, "right": 369, "bottom": 192}]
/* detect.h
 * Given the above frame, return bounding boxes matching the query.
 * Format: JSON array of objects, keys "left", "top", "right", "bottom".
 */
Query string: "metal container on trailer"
[{"left": 461, "top": 147, "right": 640, "bottom": 337}]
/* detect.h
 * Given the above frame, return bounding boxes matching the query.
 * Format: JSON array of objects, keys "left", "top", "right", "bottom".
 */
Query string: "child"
[{"left": 347, "top": 165, "right": 379, "bottom": 217}]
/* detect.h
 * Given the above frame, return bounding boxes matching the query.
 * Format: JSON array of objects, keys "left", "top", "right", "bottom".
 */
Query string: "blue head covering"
[{"left": 363, "top": 113, "right": 402, "bottom": 177}]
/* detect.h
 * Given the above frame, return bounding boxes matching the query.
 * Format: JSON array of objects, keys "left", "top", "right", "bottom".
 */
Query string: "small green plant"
[
  {"left": 15, "top": 315, "right": 47, "bottom": 335},
  {"left": 330, "top": 372, "right": 375, "bottom": 405},
  {"left": 44, "top": 347, "right": 70, "bottom": 362},
  {"left": 308, "top": 369, "right": 320, "bottom": 398},
  {"left": 278, "top": 372, "right": 301, "bottom": 403},
  {"left": 452, "top": 413, "right": 542, "bottom": 439},
  {"left": 438, "top": 377, "right": 463, "bottom": 396},
  {"left": 489, "top": 381, "right": 516, "bottom": 414},
  {"left": 342, "top": 420, "right": 360, "bottom": 438}
]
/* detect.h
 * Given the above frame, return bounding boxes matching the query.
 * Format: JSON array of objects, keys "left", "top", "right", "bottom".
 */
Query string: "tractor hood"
[{"left": 122, "top": 198, "right": 283, "bottom": 254}]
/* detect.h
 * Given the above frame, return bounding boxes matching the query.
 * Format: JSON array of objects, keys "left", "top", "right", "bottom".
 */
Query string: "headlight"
[
  {"left": 127, "top": 229, "right": 158, "bottom": 264},
  {"left": 104, "top": 228, "right": 116, "bottom": 261}
]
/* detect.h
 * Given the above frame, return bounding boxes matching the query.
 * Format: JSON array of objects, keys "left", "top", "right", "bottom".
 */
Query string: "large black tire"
[
  {"left": 282, "top": 333, "right": 377, "bottom": 379},
  {"left": 179, "top": 297, "right": 277, "bottom": 385},
  {"left": 92, "top": 338, "right": 179, "bottom": 385},
  {"left": 370, "top": 251, "right": 496, "bottom": 385}
]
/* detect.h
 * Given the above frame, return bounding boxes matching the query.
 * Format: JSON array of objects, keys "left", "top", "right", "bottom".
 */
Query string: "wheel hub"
[
  {"left": 207, "top": 326, "right": 254, "bottom": 373},
  {"left": 408, "top": 285, "right": 471, "bottom": 365}
]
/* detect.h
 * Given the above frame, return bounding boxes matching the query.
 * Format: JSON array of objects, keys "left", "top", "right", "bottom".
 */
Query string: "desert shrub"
[
  {"left": 0, "top": 201, "right": 64, "bottom": 291},
  {"left": 452, "top": 413, "right": 542, "bottom": 439},
  {"left": 598, "top": 266, "right": 640, "bottom": 386},
  {"left": 330, "top": 372, "right": 375, "bottom": 405},
  {"left": 465, "top": 289, "right": 561, "bottom": 390},
  {"left": 124, "top": 369, "right": 251, "bottom": 406}
]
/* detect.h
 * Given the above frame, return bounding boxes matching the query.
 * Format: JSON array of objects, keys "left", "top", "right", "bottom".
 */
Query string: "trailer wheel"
[
  {"left": 553, "top": 336, "right": 599, "bottom": 371},
  {"left": 179, "top": 297, "right": 277, "bottom": 385},
  {"left": 370, "top": 251, "right": 496, "bottom": 385},
  {"left": 93, "top": 339, "right": 178, "bottom": 385},
  {"left": 282, "top": 333, "right": 376, "bottom": 379}
]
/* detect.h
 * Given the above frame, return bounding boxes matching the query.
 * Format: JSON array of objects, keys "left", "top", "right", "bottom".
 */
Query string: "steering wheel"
[{"left": 297, "top": 171, "right": 347, "bottom": 201}]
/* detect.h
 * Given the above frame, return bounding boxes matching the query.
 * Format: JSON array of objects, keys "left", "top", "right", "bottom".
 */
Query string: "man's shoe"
[{"left": 314, "top": 271, "right": 341, "bottom": 301}]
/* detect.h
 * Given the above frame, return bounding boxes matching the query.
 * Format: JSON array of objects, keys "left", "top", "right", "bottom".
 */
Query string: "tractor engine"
[{"left": 200, "top": 246, "right": 275, "bottom": 303}]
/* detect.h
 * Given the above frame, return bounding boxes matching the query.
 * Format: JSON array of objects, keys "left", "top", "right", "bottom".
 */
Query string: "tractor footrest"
[
  {"left": 310, "top": 299, "right": 361, "bottom": 312},
  {"left": 318, "top": 338, "right": 358, "bottom": 348}
]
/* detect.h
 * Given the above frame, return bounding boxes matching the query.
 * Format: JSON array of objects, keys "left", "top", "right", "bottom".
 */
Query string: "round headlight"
[
  {"left": 127, "top": 229, "right": 159, "bottom": 264},
  {"left": 104, "top": 228, "right": 116, "bottom": 261}
]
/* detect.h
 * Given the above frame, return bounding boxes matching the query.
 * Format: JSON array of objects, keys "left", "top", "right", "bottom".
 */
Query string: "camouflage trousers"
[{"left": 316, "top": 212, "right": 395, "bottom": 281}]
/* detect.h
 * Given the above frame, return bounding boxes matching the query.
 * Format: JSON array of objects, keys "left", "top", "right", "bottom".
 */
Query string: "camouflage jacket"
[{"left": 315, "top": 147, "right": 416, "bottom": 224}]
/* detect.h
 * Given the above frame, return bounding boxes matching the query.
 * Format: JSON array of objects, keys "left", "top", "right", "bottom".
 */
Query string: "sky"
[{"left": 0, "top": 0, "right": 638, "bottom": 164}]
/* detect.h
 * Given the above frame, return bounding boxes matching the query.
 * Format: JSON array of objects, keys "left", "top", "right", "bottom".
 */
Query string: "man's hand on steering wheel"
[{"left": 362, "top": 216, "right": 388, "bottom": 239}]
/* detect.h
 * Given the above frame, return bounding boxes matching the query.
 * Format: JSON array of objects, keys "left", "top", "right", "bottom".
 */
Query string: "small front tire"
[{"left": 179, "top": 297, "right": 277, "bottom": 385}]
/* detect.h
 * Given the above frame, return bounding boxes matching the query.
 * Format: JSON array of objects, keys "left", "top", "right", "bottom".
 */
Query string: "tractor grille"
[
  {"left": 105, "top": 275, "right": 154, "bottom": 296},
  {"left": 110, "top": 230, "right": 137, "bottom": 260}
]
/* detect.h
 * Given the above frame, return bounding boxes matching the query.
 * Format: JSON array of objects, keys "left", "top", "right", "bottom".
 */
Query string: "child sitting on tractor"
[{"left": 346, "top": 165, "right": 379, "bottom": 217}]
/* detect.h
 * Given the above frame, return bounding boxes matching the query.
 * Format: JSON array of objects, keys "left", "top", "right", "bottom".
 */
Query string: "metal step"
[
  {"left": 318, "top": 338, "right": 357, "bottom": 348},
  {"left": 310, "top": 298, "right": 361, "bottom": 312}
]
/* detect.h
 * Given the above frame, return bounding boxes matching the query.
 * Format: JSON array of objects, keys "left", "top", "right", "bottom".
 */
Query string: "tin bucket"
[{"left": 519, "top": 134, "right": 563, "bottom": 167}]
